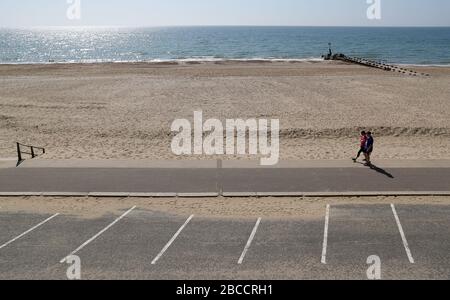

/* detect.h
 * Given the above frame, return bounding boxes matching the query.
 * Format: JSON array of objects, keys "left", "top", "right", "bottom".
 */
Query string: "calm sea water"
[{"left": 1, "top": 27, "right": 449, "bottom": 65}]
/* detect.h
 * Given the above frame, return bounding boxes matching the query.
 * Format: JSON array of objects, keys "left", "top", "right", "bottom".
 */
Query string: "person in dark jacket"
[{"left": 364, "top": 132, "right": 374, "bottom": 165}]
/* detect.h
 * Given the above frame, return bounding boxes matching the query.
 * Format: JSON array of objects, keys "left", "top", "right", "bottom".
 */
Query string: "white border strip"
[
  {"left": 151, "top": 214, "right": 194, "bottom": 265},
  {"left": 0, "top": 192, "right": 43, "bottom": 196},
  {"left": 391, "top": 204, "right": 415, "bottom": 264},
  {"left": 1, "top": 191, "right": 450, "bottom": 198},
  {"left": 238, "top": 218, "right": 262, "bottom": 264},
  {"left": 129, "top": 192, "right": 177, "bottom": 198},
  {"left": 0, "top": 213, "right": 59, "bottom": 250},
  {"left": 42, "top": 192, "right": 88, "bottom": 197},
  {"left": 59, "top": 206, "right": 136, "bottom": 263},
  {"left": 88, "top": 192, "right": 130, "bottom": 197},
  {"left": 177, "top": 193, "right": 219, "bottom": 198},
  {"left": 321, "top": 204, "right": 330, "bottom": 264}
]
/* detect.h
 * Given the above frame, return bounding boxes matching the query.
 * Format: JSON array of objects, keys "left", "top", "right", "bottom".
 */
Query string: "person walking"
[
  {"left": 352, "top": 131, "right": 367, "bottom": 162},
  {"left": 364, "top": 132, "right": 374, "bottom": 165}
]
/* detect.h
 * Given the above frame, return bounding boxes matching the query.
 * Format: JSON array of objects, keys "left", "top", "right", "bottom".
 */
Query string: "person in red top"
[{"left": 352, "top": 131, "right": 367, "bottom": 162}]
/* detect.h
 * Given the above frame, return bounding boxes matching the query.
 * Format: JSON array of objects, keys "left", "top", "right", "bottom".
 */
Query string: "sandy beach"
[{"left": 1, "top": 61, "right": 449, "bottom": 160}]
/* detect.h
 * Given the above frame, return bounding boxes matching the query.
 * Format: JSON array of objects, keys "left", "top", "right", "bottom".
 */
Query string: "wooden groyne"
[
  {"left": 331, "top": 53, "right": 430, "bottom": 77},
  {"left": 322, "top": 44, "right": 430, "bottom": 76}
]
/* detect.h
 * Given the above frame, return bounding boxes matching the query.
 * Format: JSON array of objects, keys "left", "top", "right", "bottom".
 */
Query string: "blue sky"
[{"left": 1, "top": 0, "right": 449, "bottom": 27}]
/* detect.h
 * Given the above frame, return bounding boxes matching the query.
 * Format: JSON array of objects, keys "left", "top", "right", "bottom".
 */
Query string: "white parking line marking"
[
  {"left": 60, "top": 206, "right": 136, "bottom": 263},
  {"left": 238, "top": 217, "right": 262, "bottom": 265},
  {"left": 151, "top": 214, "right": 194, "bottom": 265},
  {"left": 391, "top": 204, "right": 415, "bottom": 264},
  {"left": 0, "top": 213, "right": 60, "bottom": 250},
  {"left": 321, "top": 204, "right": 330, "bottom": 264}
]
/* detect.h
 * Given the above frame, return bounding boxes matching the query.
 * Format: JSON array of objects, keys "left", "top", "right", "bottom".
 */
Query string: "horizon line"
[{"left": 2, "top": 25, "right": 450, "bottom": 30}]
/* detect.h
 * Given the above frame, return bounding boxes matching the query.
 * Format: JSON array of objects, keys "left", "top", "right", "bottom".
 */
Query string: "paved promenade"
[{"left": 0, "top": 159, "right": 449, "bottom": 196}]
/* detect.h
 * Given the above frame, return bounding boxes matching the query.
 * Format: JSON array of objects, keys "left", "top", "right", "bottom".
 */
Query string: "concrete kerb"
[{"left": 1, "top": 191, "right": 450, "bottom": 198}]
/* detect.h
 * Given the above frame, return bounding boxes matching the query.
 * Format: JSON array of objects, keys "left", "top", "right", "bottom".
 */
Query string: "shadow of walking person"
[
  {"left": 368, "top": 163, "right": 395, "bottom": 179},
  {"left": 355, "top": 161, "right": 395, "bottom": 179}
]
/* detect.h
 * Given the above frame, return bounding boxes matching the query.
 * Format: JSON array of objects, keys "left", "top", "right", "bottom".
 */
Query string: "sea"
[{"left": 1, "top": 26, "right": 449, "bottom": 65}]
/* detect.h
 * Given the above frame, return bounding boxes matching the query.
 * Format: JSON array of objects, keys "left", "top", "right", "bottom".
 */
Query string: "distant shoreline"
[
  {"left": 0, "top": 58, "right": 325, "bottom": 65},
  {"left": 1, "top": 59, "right": 450, "bottom": 68}
]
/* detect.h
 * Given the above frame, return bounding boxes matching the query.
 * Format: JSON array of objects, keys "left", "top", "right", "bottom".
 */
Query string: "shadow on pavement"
[
  {"left": 369, "top": 164, "right": 395, "bottom": 179},
  {"left": 355, "top": 161, "right": 395, "bottom": 179}
]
